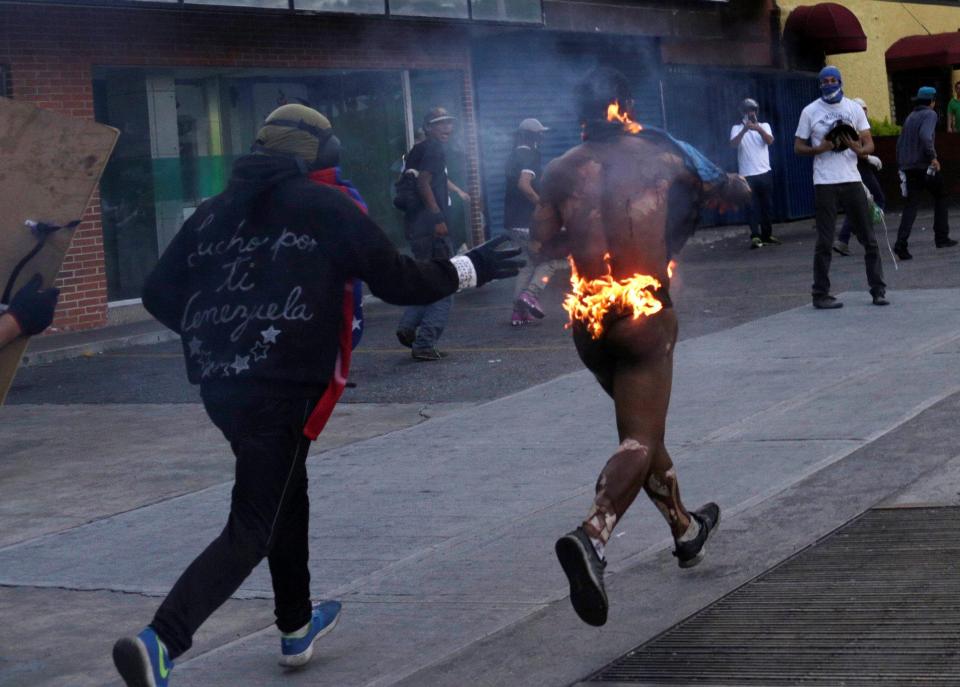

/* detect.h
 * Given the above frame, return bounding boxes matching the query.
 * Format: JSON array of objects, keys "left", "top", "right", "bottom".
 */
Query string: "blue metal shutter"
[
  {"left": 662, "top": 65, "right": 819, "bottom": 224},
  {"left": 472, "top": 31, "right": 663, "bottom": 235}
]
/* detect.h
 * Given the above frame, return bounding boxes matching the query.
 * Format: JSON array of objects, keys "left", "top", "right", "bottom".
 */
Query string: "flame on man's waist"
[{"left": 563, "top": 253, "right": 664, "bottom": 339}]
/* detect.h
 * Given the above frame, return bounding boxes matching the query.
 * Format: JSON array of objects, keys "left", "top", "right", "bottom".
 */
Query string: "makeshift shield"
[{"left": 0, "top": 97, "right": 118, "bottom": 404}]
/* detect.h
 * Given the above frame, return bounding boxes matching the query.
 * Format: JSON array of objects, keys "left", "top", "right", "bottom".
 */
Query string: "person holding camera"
[{"left": 730, "top": 98, "right": 779, "bottom": 250}]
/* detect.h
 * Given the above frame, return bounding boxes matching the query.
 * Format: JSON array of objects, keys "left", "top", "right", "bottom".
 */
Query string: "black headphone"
[{"left": 252, "top": 117, "right": 341, "bottom": 170}]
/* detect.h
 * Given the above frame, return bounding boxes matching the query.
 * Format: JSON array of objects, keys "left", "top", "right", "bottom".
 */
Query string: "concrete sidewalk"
[{"left": 2, "top": 288, "right": 960, "bottom": 686}]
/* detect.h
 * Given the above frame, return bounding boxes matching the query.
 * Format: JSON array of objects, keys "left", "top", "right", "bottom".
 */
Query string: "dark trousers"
[
  {"left": 813, "top": 182, "right": 886, "bottom": 299},
  {"left": 838, "top": 167, "right": 885, "bottom": 245},
  {"left": 745, "top": 171, "right": 775, "bottom": 240},
  {"left": 896, "top": 169, "right": 951, "bottom": 248},
  {"left": 151, "top": 393, "right": 316, "bottom": 659}
]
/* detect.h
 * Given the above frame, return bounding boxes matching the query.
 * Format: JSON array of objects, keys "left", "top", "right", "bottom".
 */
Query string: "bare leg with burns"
[{"left": 555, "top": 320, "right": 720, "bottom": 626}]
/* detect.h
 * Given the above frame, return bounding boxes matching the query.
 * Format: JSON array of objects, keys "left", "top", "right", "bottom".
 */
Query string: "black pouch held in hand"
[
  {"left": 825, "top": 121, "right": 859, "bottom": 152},
  {"left": 393, "top": 171, "right": 422, "bottom": 212}
]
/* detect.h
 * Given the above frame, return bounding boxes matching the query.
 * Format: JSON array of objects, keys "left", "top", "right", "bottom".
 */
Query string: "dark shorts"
[{"left": 571, "top": 294, "right": 675, "bottom": 396}]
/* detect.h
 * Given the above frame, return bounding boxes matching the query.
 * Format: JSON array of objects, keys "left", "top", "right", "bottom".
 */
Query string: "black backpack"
[{"left": 393, "top": 170, "right": 422, "bottom": 213}]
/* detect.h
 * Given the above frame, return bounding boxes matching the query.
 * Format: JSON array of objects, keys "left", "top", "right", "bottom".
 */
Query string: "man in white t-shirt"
[
  {"left": 794, "top": 66, "right": 887, "bottom": 309},
  {"left": 730, "top": 98, "right": 779, "bottom": 250}
]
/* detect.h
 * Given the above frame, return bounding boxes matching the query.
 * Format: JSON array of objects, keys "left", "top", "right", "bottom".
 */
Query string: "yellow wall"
[{"left": 778, "top": 0, "right": 960, "bottom": 121}]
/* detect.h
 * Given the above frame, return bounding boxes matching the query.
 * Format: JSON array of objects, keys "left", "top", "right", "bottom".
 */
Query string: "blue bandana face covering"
[{"left": 819, "top": 66, "right": 843, "bottom": 104}]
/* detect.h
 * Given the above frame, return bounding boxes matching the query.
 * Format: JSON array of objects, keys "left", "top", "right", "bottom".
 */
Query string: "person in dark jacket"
[
  {"left": 894, "top": 86, "right": 956, "bottom": 260},
  {"left": 395, "top": 106, "right": 465, "bottom": 361},
  {"left": 112, "top": 104, "right": 521, "bottom": 687}
]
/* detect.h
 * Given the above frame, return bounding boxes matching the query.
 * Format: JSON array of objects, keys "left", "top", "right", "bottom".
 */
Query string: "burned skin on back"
[{"left": 534, "top": 135, "right": 690, "bottom": 284}]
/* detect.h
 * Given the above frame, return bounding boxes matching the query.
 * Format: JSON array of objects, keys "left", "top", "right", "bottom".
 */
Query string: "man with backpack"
[{"left": 395, "top": 107, "right": 470, "bottom": 361}]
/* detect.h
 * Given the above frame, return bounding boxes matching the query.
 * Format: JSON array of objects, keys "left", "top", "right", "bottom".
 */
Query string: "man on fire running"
[{"left": 537, "top": 68, "right": 751, "bottom": 626}]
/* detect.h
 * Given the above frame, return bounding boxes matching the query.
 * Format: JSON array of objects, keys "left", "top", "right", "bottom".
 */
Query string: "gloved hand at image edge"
[
  {"left": 7, "top": 273, "right": 60, "bottom": 337},
  {"left": 450, "top": 235, "right": 525, "bottom": 289}
]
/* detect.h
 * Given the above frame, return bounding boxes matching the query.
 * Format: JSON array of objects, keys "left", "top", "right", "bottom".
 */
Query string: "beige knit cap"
[{"left": 255, "top": 104, "right": 332, "bottom": 164}]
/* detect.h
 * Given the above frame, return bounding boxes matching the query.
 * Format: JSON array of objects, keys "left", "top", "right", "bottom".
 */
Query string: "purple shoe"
[{"left": 518, "top": 292, "right": 544, "bottom": 319}]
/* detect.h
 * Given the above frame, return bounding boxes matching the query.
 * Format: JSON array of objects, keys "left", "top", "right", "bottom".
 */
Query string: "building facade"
[
  {"left": 778, "top": 0, "right": 960, "bottom": 125},
  {"left": 1, "top": 0, "right": 782, "bottom": 331}
]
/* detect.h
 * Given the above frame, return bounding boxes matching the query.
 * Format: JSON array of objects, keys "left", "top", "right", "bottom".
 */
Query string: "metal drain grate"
[{"left": 588, "top": 507, "right": 960, "bottom": 685}]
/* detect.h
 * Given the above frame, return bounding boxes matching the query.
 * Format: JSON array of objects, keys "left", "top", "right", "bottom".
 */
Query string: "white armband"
[{"left": 449, "top": 255, "right": 477, "bottom": 290}]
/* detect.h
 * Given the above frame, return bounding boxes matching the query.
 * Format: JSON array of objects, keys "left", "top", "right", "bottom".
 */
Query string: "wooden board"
[{"left": 0, "top": 97, "right": 119, "bottom": 404}]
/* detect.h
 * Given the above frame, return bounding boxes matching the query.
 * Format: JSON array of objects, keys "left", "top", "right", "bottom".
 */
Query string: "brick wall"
[{"left": 0, "top": 3, "right": 475, "bottom": 330}]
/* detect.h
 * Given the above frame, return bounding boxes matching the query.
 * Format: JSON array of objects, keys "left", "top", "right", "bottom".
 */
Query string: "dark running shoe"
[
  {"left": 762, "top": 235, "right": 782, "bottom": 246},
  {"left": 936, "top": 239, "right": 958, "bottom": 248},
  {"left": 412, "top": 347, "right": 447, "bottom": 361},
  {"left": 832, "top": 240, "right": 851, "bottom": 256},
  {"left": 674, "top": 502, "right": 721, "bottom": 569},
  {"left": 555, "top": 527, "right": 608, "bottom": 626},
  {"left": 813, "top": 296, "right": 843, "bottom": 310},
  {"left": 396, "top": 328, "right": 416, "bottom": 348},
  {"left": 872, "top": 294, "right": 890, "bottom": 306},
  {"left": 894, "top": 246, "right": 913, "bottom": 260}
]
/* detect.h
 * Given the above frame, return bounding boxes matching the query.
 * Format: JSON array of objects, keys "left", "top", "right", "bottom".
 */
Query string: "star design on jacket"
[
  {"left": 188, "top": 337, "right": 203, "bottom": 357},
  {"left": 261, "top": 326, "right": 281, "bottom": 344},
  {"left": 250, "top": 341, "right": 270, "bottom": 362},
  {"left": 231, "top": 355, "right": 251, "bottom": 374},
  {"left": 352, "top": 317, "right": 362, "bottom": 331}
]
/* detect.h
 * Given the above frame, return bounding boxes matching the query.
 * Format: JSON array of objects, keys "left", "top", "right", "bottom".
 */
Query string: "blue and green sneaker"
[
  {"left": 113, "top": 627, "right": 173, "bottom": 687},
  {"left": 279, "top": 600, "right": 342, "bottom": 667}
]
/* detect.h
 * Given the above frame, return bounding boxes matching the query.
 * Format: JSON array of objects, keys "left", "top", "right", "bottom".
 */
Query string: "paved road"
[
  {"left": 3, "top": 209, "right": 960, "bottom": 687},
  {"left": 8, "top": 210, "right": 959, "bottom": 406}
]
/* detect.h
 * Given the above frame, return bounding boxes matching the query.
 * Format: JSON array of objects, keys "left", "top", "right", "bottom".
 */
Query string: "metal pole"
[
  {"left": 659, "top": 78, "right": 668, "bottom": 130},
  {"left": 401, "top": 70, "right": 414, "bottom": 152}
]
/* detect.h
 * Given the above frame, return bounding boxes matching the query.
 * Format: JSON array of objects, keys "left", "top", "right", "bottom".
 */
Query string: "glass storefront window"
[
  {"left": 470, "top": 0, "right": 540, "bottom": 22},
  {"left": 185, "top": 0, "right": 288, "bottom": 6},
  {"left": 94, "top": 66, "right": 465, "bottom": 302},
  {"left": 295, "top": 0, "right": 385, "bottom": 12},
  {"left": 389, "top": 0, "right": 468, "bottom": 19},
  {"left": 93, "top": 70, "right": 160, "bottom": 302}
]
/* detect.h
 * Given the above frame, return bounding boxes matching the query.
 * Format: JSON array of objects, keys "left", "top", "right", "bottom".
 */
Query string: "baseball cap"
[
  {"left": 912, "top": 86, "right": 937, "bottom": 101},
  {"left": 518, "top": 118, "right": 549, "bottom": 133},
  {"left": 424, "top": 107, "right": 456, "bottom": 126},
  {"left": 739, "top": 98, "right": 759, "bottom": 112}
]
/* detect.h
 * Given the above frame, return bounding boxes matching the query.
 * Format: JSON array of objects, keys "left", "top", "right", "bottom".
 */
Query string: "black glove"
[
  {"left": 7, "top": 273, "right": 60, "bottom": 336},
  {"left": 825, "top": 121, "right": 859, "bottom": 152},
  {"left": 464, "top": 235, "right": 525, "bottom": 287}
]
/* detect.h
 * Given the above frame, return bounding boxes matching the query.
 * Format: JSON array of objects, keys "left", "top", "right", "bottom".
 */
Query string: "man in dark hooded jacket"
[{"left": 112, "top": 104, "right": 521, "bottom": 687}]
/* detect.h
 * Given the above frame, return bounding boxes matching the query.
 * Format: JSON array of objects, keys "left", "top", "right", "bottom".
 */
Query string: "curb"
[{"left": 21, "top": 328, "right": 180, "bottom": 367}]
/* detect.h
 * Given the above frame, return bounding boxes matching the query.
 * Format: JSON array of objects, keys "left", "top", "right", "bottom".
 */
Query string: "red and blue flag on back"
[{"left": 302, "top": 167, "right": 367, "bottom": 439}]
